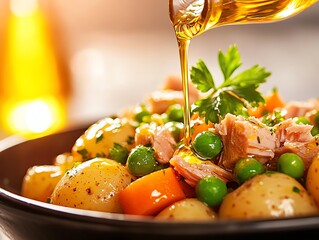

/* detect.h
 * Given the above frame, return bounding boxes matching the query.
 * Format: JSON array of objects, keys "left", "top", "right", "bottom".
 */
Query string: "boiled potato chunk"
[
  {"left": 219, "top": 172, "right": 318, "bottom": 219},
  {"left": 155, "top": 198, "right": 217, "bottom": 221},
  {"left": 306, "top": 153, "right": 319, "bottom": 206},
  {"left": 21, "top": 165, "right": 63, "bottom": 202},
  {"left": 50, "top": 158, "right": 134, "bottom": 213},
  {"left": 72, "top": 117, "right": 135, "bottom": 162}
]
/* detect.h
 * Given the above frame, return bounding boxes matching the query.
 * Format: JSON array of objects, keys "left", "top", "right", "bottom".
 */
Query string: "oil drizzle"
[{"left": 178, "top": 39, "right": 192, "bottom": 146}]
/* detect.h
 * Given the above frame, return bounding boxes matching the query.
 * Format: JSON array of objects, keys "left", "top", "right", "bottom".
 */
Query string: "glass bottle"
[
  {"left": 169, "top": 0, "right": 318, "bottom": 40},
  {"left": 0, "top": 0, "right": 70, "bottom": 139}
]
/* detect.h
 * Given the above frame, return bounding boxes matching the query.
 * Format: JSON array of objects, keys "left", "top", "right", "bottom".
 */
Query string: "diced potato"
[
  {"left": 71, "top": 117, "right": 135, "bottom": 162},
  {"left": 50, "top": 158, "right": 134, "bottom": 213},
  {"left": 21, "top": 165, "right": 63, "bottom": 202},
  {"left": 219, "top": 172, "right": 319, "bottom": 219},
  {"left": 155, "top": 198, "right": 217, "bottom": 221},
  {"left": 306, "top": 153, "right": 319, "bottom": 206}
]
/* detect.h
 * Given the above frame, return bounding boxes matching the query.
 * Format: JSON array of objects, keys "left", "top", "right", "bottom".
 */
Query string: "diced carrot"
[
  {"left": 118, "top": 167, "right": 186, "bottom": 216},
  {"left": 248, "top": 103, "right": 264, "bottom": 118},
  {"left": 264, "top": 88, "right": 285, "bottom": 113},
  {"left": 249, "top": 88, "right": 285, "bottom": 118},
  {"left": 190, "top": 115, "right": 214, "bottom": 141}
]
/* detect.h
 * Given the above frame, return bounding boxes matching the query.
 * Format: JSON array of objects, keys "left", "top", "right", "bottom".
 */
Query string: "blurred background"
[
  {"left": 0, "top": 1, "right": 318, "bottom": 238},
  {"left": 0, "top": 0, "right": 318, "bottom": 141}
]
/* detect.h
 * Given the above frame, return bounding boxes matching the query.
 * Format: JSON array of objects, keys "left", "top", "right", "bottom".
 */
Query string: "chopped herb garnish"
[
  {"left": 108, "top": 143, "right": 129, "bottom": 164},
  {"left": 262, "top": 110, "right": 285, "bottom": 127},
  {"left": 292, "top": 186, "right": 300, "bottom": 193},
  {"left": 96, "top": 132, "right": 104, "bottom": 144},
  {"left": 127, "top": 136, "right": 135, "bottom": 145},
  {"left": 77, "top": 148, "right": 89, "bottom": 160},
  {"left": 191, "top": 45, "right": 271, "bottom": 123}
]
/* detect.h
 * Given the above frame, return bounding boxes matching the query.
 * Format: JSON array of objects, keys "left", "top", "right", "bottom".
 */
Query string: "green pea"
[
  {"left": 196, "top": 176, "right": 227, "bottom": 207},
  {"left": 134, "top": 105, "right": 151, "bottom": 123},
  {"left": 166, "top": 104, "right": 184, "bottom": 122},
  {"left": 234, "top": 157, "right": 264, "bottom": 184},
  {"left": 164, "top": 121, "right": 184, "bottom": 142},
  {"left": 311, "top": 126, "right": 319, "bottom": 136},
  {"left": 127, "top": 145, "right": 157, "bottom": 177},
  {"left": 160, "top": 113, "right": 169, "bottom": 124},
  {"left": 108, "top": 143, "right": 128, "bottom": 164},
  {"left": 294, "top": 117, "right": 310, "bottom": 125},
  {"left": 191, "top": 131, "right": 223, "bottom": 159},
  {"left": 277, "top": 153, "right": 304, "bottom": 179}
]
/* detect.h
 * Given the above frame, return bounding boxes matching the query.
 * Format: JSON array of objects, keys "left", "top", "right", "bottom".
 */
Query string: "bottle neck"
[{"left": 169, "top": 0, "right": 223, "bottom": 40}]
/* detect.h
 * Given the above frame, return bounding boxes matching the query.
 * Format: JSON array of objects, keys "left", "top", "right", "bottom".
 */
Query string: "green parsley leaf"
[
  {"left": 231, "top": 85, "right": 265, "bottom": 107},
  {"left": 218, "top": 45, "right": 242, "bottom": 80},
  {"left": 190, "top": 59, "right": 215, "bottom": 92},
  {"left": 192, "top": 97, "right": 219, "bottom": 123},
  {"left": 221, "top": 65, "right": 269, "bottom": 88},
  {"left": 191, "top": 45, "right": 271, "bottom": 123}
]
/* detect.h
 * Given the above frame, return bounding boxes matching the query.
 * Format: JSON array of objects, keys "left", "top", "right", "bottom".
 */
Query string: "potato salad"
[{"left": 21, "top": 46, "right": 319, "bottom": 221}]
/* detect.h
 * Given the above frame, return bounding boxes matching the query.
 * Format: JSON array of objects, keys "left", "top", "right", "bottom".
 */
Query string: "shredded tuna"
[
  {"left": 135, "top": 123, "right": 176, "bottom": 164},
  {"left": 170, "top": 154, "right": 234, "bottom": 187},
  {"left": 282, "top": 99, "right": 319, "bottom": 119},
  {"left": 275, "top": 119, "right": 314, "bottom": 145},
  {"left": 273, "top": 119, "right": 319, "bottom": 169},
  {"left": 215, "top": 114, "right": 276, "bottom": 171},
  {"left": 147, "top": 76, "right": 200, "bottom": 114},
  {"left": 147, "top": 90, "right": 185, "bottom": 114},
  {"left": 147, "top": 90, "right": 200, "bottom": 114},
  {"left": 162, "top": 75, "right": 200, "bottom": 100}
]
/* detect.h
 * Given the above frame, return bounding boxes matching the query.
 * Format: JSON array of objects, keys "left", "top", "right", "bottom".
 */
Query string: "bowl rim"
[
  {"left": 1, "top": 185, "right": 319, "bottom": 236},
  {"left": 1, "top": 128, "right": 319, "bottom": 237}
]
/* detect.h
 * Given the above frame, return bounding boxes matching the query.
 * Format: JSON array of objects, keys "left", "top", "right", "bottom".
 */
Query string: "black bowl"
[{"left": 1, "top": 126, "right": 319, "bottom": 240}]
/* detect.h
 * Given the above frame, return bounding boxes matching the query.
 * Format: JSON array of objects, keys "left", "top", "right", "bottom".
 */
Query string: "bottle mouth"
[
  {"left": 169, "top": 0, "right": 206, "bottom": 25},
  {"left": 169, "top": 0, "right": 209, "bottom": 40}
]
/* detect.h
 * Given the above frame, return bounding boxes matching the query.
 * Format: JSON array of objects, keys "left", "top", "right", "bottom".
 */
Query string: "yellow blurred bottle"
[{"left": 0, "top": 0, "right": 70, "bottom": 139}]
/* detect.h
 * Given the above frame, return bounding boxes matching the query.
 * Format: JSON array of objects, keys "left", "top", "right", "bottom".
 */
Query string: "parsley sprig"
[{"left": 191, "top": 45, "right": 271, "bottom": 123}]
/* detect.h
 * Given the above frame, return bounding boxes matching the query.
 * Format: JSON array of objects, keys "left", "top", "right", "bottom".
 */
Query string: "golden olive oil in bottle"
[{"left": 169, "top": 0, "right": 317, "bottom": 146}]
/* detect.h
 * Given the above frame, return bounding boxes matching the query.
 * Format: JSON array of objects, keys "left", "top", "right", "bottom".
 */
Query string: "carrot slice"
[{"left": 119, "top": 167, "right": 186, "bottom": 216}]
